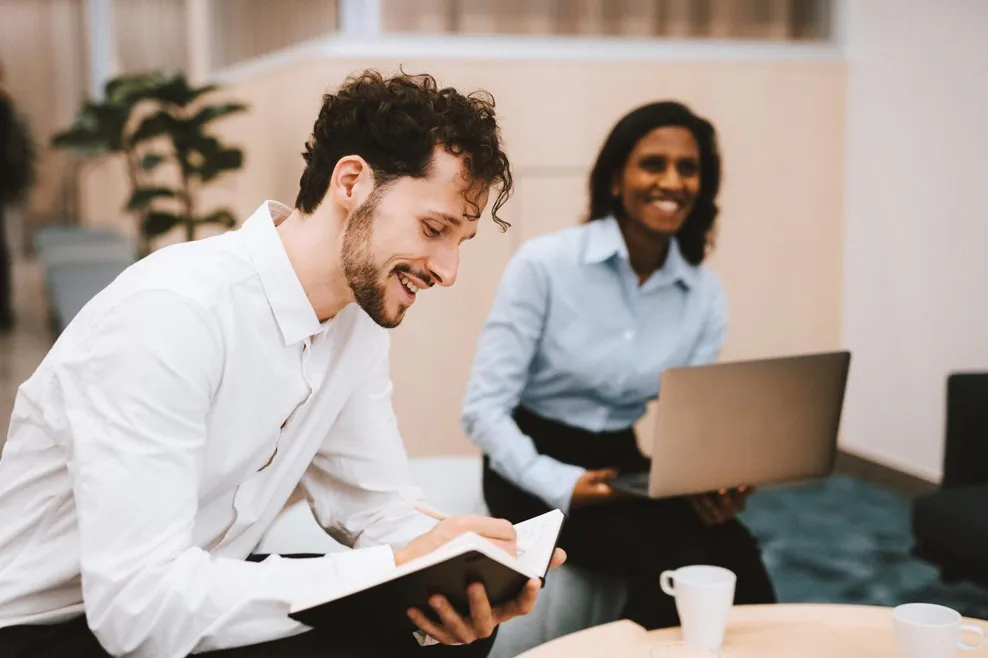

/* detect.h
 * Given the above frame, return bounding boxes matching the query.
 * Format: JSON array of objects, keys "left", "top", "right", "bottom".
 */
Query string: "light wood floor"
[{"left": 1, "top": 257, "right": 50, "bottom": 450}]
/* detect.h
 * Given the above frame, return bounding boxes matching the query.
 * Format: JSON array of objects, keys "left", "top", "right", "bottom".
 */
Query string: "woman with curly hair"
[{"left": 463, "top": 101, "right": 776, "bottom": 631}]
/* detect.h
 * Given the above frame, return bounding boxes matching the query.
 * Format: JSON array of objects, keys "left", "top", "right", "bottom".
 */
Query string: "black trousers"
[
  {"left": 483, "top": 407, "right": 776, "bottom": 631},
  {"left": 0, "top": 554, "right": 497, "bottom": 658}
]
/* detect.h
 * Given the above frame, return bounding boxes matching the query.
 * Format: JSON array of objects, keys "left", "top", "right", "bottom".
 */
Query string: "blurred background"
[{"left": 1, "top": 0, "right": 987, "bottom": 621}]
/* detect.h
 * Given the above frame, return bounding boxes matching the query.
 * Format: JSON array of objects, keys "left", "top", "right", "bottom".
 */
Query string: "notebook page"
[{"left": 513, "top": 509, "right": 564, "bottom": 577}]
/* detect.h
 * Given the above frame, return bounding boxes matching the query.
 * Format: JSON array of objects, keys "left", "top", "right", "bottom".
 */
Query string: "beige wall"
[
  {"left": 80, "top": 55, "right": 846, "bottom": 457},
  {"left": 0, "top": 0, "right": 89, "bottom": 224},
  {"left": 841, "top": 1, "right": 988, "bottom": 481}
]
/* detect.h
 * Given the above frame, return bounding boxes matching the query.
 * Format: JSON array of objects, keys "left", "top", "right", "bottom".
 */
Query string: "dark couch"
[{"left": 912, "top": 373, "right": 988, "bottom": 589}]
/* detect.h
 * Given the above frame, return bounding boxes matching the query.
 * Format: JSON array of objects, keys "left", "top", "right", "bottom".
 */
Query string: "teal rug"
[{"left": 740, "top": 475, "right": 988, "bottom": 619}]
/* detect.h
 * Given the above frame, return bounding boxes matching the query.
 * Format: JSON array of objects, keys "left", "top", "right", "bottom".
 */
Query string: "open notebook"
[{"left": 289, "top": 509, "right": 565, "bottom": 633}]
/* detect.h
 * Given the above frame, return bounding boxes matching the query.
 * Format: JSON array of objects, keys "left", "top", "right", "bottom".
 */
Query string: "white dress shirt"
[{"left": 0, "top": 201, "right": 437, "bottom": 657}]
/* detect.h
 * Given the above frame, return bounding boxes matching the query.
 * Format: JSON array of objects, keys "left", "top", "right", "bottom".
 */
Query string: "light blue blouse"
[{"left": 460, "top": 217, "right": 728, "bottom": 513}]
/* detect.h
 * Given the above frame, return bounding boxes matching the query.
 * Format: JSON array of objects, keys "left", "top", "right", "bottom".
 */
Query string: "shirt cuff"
[
  {"left": 259, "top": 545, "right": 396, "bottom": 612},
  {"left": 518, "top": 455, "right": 586, "bottom": 514},
  {"left": 414, "top": 630, "right": 461, "bottom": 646},
  {"left": 325, "top": 544, "right": 397, "bottom": 593}
]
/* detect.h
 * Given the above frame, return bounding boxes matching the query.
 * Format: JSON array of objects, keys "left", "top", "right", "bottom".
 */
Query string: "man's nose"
[{"left": 427, "top": 246, "right": 459, "bottom": 288}]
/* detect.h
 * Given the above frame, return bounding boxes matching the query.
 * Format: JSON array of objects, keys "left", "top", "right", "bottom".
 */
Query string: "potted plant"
[
  {"left": 52, "top": 71, "right": 247, "bottom": 257},
  {"left": 0, "top": 79, "right": 37, "bottom": 331}
]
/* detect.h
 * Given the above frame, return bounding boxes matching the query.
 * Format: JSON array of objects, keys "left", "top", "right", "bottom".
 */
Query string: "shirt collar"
[
  {"left": 582, "top": 216, "right": 698, "bottom": 290},
  {"left": 582, "top": 216, "right": 629, "bottom": 265},
  {"left": 240, "top": 200, "right": 324, "bottom": 346}
]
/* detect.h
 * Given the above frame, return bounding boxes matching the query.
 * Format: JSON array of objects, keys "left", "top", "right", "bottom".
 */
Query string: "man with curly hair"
[{"left": 0, "top": 69, "right": 562, "bottom": 658}]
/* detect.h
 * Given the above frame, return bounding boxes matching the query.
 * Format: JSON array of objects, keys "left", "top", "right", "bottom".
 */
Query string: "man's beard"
[{"left": 341, "top": 192, "right": 405, "bottom": 329}]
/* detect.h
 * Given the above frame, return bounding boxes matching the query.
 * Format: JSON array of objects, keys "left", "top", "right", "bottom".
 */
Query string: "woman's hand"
[
  {"left": 689, "top": 486, "right": 755, "bottom": 526},
  {"left": 570, "top": 468, "right": 620, "bottom": 509}
]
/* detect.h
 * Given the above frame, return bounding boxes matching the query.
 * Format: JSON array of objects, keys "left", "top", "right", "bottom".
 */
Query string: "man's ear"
[{"left": 329, "top": 155, "right": 374, "bottom": 213}]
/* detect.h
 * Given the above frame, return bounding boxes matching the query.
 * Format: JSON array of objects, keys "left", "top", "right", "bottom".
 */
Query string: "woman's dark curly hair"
[
  {"left": 587, "top": 101, "right": 721, "bottom": 265},
  {"left": 295, "top": 69, "right": 513, "bottom": 230}
]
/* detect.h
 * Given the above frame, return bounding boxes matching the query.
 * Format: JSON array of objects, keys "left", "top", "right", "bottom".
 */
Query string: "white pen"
[{"left": 412, "top": 502, "right": 449, "bottom": 521}]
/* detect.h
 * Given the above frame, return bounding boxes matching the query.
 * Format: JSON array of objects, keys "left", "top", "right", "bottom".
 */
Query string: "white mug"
[
  {"left": 660, "top": 565, "right": 736, "bottom": 650},
  {"left": 894, "top": 603, "right": 984, "bottom": 658}
]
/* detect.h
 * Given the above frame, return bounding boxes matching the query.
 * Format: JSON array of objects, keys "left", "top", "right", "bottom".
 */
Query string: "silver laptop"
[{"left": 609, "top": 351, "right": 851, "bottom": 498}]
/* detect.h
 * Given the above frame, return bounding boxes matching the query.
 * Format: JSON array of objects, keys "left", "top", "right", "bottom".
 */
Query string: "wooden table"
[{"left": 516, "top": 604, "right": 988, "bottom": 657}]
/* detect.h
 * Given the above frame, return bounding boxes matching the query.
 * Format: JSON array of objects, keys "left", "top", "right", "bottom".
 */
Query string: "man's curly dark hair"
[{"left": 295, "top": 69, "right": 513, "bottom": 230}]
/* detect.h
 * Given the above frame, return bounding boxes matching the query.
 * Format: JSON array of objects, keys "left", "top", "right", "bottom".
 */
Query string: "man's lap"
[
  {"left": 205, "top": 624, "right": 497, "bottom": 658},
  {"left": 0, "top": 616, "right": 497, "bottom": 658},
  {"left": 1, "top": 554, "right": 498, "bottom": 657}
]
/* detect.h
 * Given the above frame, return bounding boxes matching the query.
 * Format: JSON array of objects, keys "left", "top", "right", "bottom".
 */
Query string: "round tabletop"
[{"left": 516, "top": 604, "right": 988, "bottom": 657}]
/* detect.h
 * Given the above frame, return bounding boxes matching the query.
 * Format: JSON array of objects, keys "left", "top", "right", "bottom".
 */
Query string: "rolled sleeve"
[{"left": 273, "top": 546, "right": 395, "bottom": 613}]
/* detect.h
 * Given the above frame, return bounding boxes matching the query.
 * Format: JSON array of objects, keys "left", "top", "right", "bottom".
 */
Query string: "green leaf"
[
  {"left": 127, "top": 187, "right": 176, "bottom": 211},
  {"left": 130, "top": 110, "right": 177, "bottom": 145},
  {"left": 139, "top": 153, "right": 166, "bottom": 171},
  {"left": 171, "top": 121, "right": 206, "bottom": 154},
  {"left": 51, "top": 100, "right": 131, "bottom": 153},
  {"left": 143, "top": 73, "right": 218, "bottom": 108},
  {"left": 172, "top": 133, "right": 214, "bottom": 178},
  {"left": 176, "top": 135, "right": 243, "bottom": 182},
  {"left": 198, "top": 209, "right": 238, "bottom": 228},
  {"left": 190, "top": 103, "right": 248, "bottom": 127},
  {"left": 53, "top": 73, "right": 168, "bottom": 154},
  {"left": 143, "top": 211, "right": 182, "bottom": 237},
  {"left": 199, "top": 147, "right": 243, "bottom": 183},
  {"left": 143, "top": 73, "right": 193, "bottom": 106},
  {"left": 104, "top": 72, "right": 169, "bottom": 106},
  {"left": 188, "top": 134, "right": 222, "bottom": 154},
  {"left": 184, "top": 84, "right": 220, "bottom": 106},
  {"left": 50, "top": 126, "right": 111, "bottom": 154},
  {"left": 104, "top": 75, "right": 143, "bottom": 103}
]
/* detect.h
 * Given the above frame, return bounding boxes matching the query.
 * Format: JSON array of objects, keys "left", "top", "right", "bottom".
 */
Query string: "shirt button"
[{"left": 623, "top": 330, "right": 635, "bottom": 341}]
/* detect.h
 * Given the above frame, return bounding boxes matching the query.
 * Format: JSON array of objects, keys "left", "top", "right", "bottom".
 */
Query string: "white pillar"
[
  {"left": 185, "top": 0, "right": 212, "bottom": 84},
  {"left": 339, "top": 0, "right": 382, "bottom": 37},
  {"left": 84, "top": 0, "right": 119, "bottom": 99}
]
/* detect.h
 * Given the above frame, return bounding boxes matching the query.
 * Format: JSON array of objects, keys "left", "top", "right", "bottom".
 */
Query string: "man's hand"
[
  {"left": 570, "top": 467, "right": 620, "bottom": 509},
  {"left": 689, "top": 486, "right": 755, "bottom": 526},
  {"left": 407, "top": 548, "right": 567, "bottom": 645},
  {"left": 394, "top": 515, "right": 517, "bottom": 566}
]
